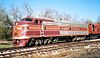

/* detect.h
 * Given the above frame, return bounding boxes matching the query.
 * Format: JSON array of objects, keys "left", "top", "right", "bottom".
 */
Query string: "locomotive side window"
[
  {"left": 92, "top": 24, "right": 95, "bottom": 31},
  {"left": 24, "top": 18, "right": 32, "bottom": 22},
  {"left": 44, "top": 26, "right": 46, "bottom": 30},
  {"left": 69, "top": 28, "right": 71, "bottom": 30},
  {"left": 40, "top": 20, "right": 42, "bottom": 24},
  {"left": 34, "top": 20, "right": 38, "bottom": 24}
]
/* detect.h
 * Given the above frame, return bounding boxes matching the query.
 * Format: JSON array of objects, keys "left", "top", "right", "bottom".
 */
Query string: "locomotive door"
[
  {"left": 89, "top": 24, "right": 97, "bottom": 34},
  {"left": 92, "top": 24, "right": 95, "bottom": 31},
  {"left": 88, "top": 24, "right": 94, "bottom": 34},
  {"left": 40, "top": 21, "right": 45, "bottom": 37}
]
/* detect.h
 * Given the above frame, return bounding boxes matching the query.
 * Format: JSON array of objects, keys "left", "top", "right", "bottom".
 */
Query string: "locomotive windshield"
[{"left": 22, "top": 18, "right": 32, "bottom": 22}]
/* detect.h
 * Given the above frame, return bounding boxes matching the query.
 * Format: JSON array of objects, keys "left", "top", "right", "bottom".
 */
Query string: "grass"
[
  {"left": 0, "top": 44, "right": 13, "bottom": 48},
  {"left": 0, "top": 41, "right": 13, "bottom": 48}
]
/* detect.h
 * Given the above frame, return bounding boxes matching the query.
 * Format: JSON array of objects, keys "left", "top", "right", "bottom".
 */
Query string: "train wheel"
[
  {"left": 35, "top": 40, "right": 39, "bottom": 46},
  {"left": 53, "top": 38, "right": 58, "bottom": 43},
  {"left": 43, "top": 39, "right": 48, "bottom": 45},
  {"left": 46, "top": 39, "right": 50, "bottom": 45},
  {"left": 28, "top": 42, "right": 33, "bottom": 46},
  {"left": 41, "top": 39, "right": 44, "bottom": 45},
  {"left": 47, "top": 39, "right": 51, "bottom": 44},
  {"left": 38, "top": 40, "right": 42, "bottom": 45},
  {"left": 72, "top": 36, "right": 77, "bottom": 42},
  {"left": 49, "top": 37, "right": 53, "bottom": 44},
  {"left": 26, "top": 39, "right": 35, "bottom": 47},
  {"left": 87, "top": 36, "right": 90, "bottom": 40}
]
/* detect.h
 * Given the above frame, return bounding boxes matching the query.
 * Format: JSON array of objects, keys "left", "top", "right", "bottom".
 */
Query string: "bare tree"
[
  {"left": 0, "top": 5, "right": 12, "bottom": 40},
  {"left": 23, "top": 2, "right": 34, "bottom": 16},
  {"left": 97, "top": 15, "right": 100, "bottom": 23},
  {"left": 85, "top": 19, "right": 93, "bottom": 24},
  {"left": 10, "top": 1, "right": 34, "bottom": 21},
  {"left": 39, "top": 8, "right": 57, "bottom": 19},
  {"left": 9, "top": 5, "right": 22, "bottom": 21},
  {"left": 61, "top": 13, "right": 72, "bottom": 21}
]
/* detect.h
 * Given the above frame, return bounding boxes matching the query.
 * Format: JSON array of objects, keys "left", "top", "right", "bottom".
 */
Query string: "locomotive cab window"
[{"left": 23, "top": 18, "right": 32, "bottom": 22}]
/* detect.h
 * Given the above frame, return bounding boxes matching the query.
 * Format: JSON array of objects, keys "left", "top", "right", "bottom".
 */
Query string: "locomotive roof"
[{"left": 24, "top": 17, "right": 54, "bottom": 22}]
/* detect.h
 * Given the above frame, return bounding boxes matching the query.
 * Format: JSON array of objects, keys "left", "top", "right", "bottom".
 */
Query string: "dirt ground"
[
  {"left": 63, "top": 47, "right": 100, "bottom": 58},
  {"left": 0, "top": 40, "right": 100, "bottom": 58},
  {"left": 30, "top": 47, "right": 100, "bottom": 58}
]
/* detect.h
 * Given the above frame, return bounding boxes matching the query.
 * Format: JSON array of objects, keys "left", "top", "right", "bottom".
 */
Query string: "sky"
[{"left": 0, "top": 0, "right": 100, "bottom": 22}]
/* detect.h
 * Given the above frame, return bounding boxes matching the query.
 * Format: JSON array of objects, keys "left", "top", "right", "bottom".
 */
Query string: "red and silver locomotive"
[{"left": 13, "top": 17, "right": 100, "bottom": 47}]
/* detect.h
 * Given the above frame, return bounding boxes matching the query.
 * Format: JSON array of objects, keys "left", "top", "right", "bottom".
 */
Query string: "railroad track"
[{"left": 0, "top": 40, "right": 100, "bottom": 58}]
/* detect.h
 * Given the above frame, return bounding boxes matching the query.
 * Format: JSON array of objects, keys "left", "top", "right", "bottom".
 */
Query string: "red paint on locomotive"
[
  {"left": 13, "top": 17, "right": 55, "bottom": 47},
  {"left": 88, "top": 23, "right": 100, "bottom": 34},
  {"left": 13, "top": 16, "right": 100, "bottom": 47}
]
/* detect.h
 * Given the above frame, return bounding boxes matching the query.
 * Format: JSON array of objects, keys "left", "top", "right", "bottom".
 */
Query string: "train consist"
[{"left": 13, "top": 17, "right": 100, "bottom": 47}]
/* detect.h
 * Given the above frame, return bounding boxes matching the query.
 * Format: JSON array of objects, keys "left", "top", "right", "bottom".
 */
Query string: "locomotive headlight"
[
  {"left": 22, "top": 26, "right": 29, "bottom": 30},
  {"left": 25, "top": 27, "right": 29, "bottom": 30},
  {"left": 22, "top": 24, "right": 29, "bottom": 30}
]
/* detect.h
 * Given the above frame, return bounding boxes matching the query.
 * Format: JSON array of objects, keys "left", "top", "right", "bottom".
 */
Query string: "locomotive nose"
[
  {"left": 14, "top": 33, "right": 18, "bottom": 36},
  {"left": 13, "top": 39, "right": 20, "bottom": 47}
]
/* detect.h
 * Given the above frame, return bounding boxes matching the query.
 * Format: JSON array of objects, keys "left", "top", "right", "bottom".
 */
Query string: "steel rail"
[{"left": 0, "top": 40, "right": 100, "bottom": 58}]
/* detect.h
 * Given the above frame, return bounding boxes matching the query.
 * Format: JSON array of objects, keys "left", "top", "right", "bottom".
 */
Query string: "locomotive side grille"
[{"left": 25, "top": 31, "right": 40, "bottom": 36}]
